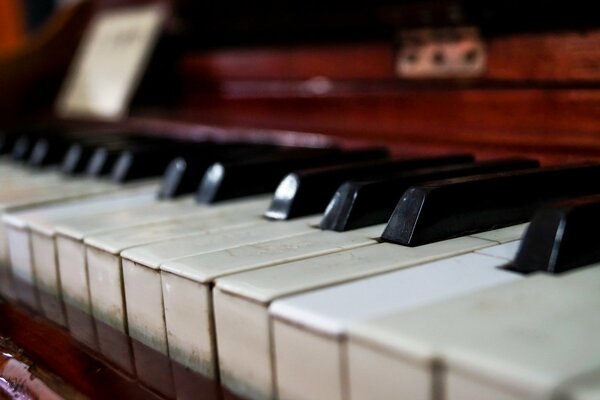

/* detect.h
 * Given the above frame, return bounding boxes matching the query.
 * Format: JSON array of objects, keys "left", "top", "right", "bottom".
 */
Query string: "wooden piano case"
[{"left": 0, "top": 0, "right": 599, "bottom": 398}]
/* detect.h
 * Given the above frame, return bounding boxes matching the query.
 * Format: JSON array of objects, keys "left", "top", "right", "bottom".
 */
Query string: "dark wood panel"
[
  {"left": 0, "top": 1, "right": 91, "bottom": 124},
  {"left": 161, "top": 87, "right": 600, "bottom": 163},
  {"left": 178, "top": 30, "right": 600, "bottom": 83}
]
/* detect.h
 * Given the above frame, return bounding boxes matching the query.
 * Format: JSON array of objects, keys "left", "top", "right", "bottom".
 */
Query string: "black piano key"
[
  {"left": 86, "top": 147, "right": 125, "bottom": 177},
  {"left": 62, "top": 143, "right": 100, "bottom": 175},
  {"left": 61, "top": 136, "right": 135, "bottom": 175},
  {"left": 157, "top": 143, "right": 285, "bottom": 199},
  {"left": 28, "top": 137, "right": 73, "bottom": 168},
  {"left": 110, "top": 140, "right": 231, "bottom": 183},
  {"left": 507, "top": 195, "right": 600, "bottom": 274},
  {"left": 11, "top": 135, "right": 37, "bottom": 161},
  {"left": 110, "top": 146, "right": 187, "bottom": 183},
  {"left": 85, "top": 136, "right": 173, "bottom": 178},
  {"left": 158, "top": 156, "right": 203, "bottom": 199},
  {"left": 196, "top": 148, "right": 388, "bottom": 204},
  {"left": 320, "top": 158, "right": 540, "bottom": 232},
  {"left": 265, "top": 154, "right": 474, "bottom": 220},
  {"left": 381, "top": 163, "right": 600, "bottom": 247},
  {"left": 0, "top": 131, "right": 17, "bottom": 155}
]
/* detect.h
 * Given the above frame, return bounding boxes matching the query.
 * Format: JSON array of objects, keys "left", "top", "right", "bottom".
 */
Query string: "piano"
[{"left": 1, "top": 1, "right": 600, "bottom": 399}]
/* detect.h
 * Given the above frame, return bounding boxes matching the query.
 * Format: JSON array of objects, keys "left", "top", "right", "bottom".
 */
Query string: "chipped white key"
[
  {"left": 347, "top": 264, "right": 600, "bottom": 400},
  {"left": 212, "top": 235, "right": 494, "bottom": 399},
  {"left": 270, "top": 251, "right": 520, "bottom": 400},
  {"left": 128, "top": 224, "right": 381, "bottom": 376}
]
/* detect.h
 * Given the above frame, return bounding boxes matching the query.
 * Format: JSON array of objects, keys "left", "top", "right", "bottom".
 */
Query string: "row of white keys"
[
  {"left": 54, "top": 195, "right": 271, "bottom": 318},
  {"left": 2, "top": 180, "right": 164, "bottom": 298},
  {"left": 173, "top": 224, "right": 524, "bottom": 399},
  {"left": 2, "top": 184, "right": 159, "bottom": 311},
  {"left": 346, "top": 264, "right": 600, "bottom": 400},
  {"left": 3, "top": 195, "right": 265, "bottom": 350},
  {"left": 0, "top": 167, "right": 129, "bottom": 205},
  {"left": 269, "top": 242, "right": 520, "bottom": 400},
  {"left": 1, "top": 172, "right": 157, "bottom": 297},
  {"left": 127, "top": 223, "right": 384, "bottom": 378},
  {"left": 84, "top": 215, "right": 320, "bottom": 386},
  {"left": 0, "top": 162, "right": 80, "bottom": 295},
  {"left": 0, "top": 164, "right": 66, "bottom": 186},
  {"left": 85, "top": 206, "right": 311, "bottom": 377},
  {"left": 85, "top": 212, "right": 319, "bottom": 337}
]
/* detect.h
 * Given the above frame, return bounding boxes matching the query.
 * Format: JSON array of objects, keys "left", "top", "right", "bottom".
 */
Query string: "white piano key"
[
  {"left": 86, "top": 208, "right": 283, "bottom": 334},
  {"left": 0, "top": 179, "right": 157, "bottom": 303},
  {"left": 122, "top": 217, "right": 324, "bottom": 355},
  {"left": 5, "top": 225, "right": 37, "bottom": 308},
  {"left": 555, "top": 368, "right": 600, "bottom": 400},
  {"left": 270, "top": 251, "right": 521, "bottom": 400},
  {"left": 470, "top": 223, "right": 528, "bottom": 243},
  {"left": 55, "top": 195, "right": 270, "bottom": 316},
  {"left": 3, "top": 186, "right": 158, "bottom": 302},
  {"left": 475, "top": 240, "right": 521, "bottom": 261},
  {"left": 129, "top": 224, "right": 381, "bottom": 375},
  {"left": 30, "top": 231, "right": 65, "bottom": 325},
  {"left": 0, "top": 178, "right": 119, "bottom": 208},
  {"left": 55, "top": 195, "right": 202, "bottom": 240},
  {"left": 347, "top": 264, "right": 600, "bottom": 400},
  {"left": 212, "top": 236, "right": 494, "bottom": 399},
  {"left": 0, "top": 169, "right": 64, "bottom": 188}
]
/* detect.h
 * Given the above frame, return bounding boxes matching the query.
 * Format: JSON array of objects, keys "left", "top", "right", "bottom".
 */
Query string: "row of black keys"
[{"left": 2, "top": 129, "right": 599, "bottom": 277}]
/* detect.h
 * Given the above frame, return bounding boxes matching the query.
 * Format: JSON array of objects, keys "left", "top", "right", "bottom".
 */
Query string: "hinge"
[{"left": 395, "top": 27, "right": 485, "bottom": 79}]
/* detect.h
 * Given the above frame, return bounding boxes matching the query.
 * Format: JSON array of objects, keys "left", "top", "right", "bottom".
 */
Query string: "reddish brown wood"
[
  {"left": 149, "top": 86, "right": 598, "bottom": 164},
  {"left": 486, "top": 30, "right": 600, "bottom": 82},
  {"left": 0, "top": 303, "right": 157, "bottom": 399},
  {"left": 178, "top": 30, "right": 600, "bottom": 83},
  {"left": 0, "top": 0, "right": 25, "bottom": 54},
  {"left": 0, "top": 2, "right": 92, "bottom": 125},
  {"left": 179, "top": 43, "right": 395, "bottom": 81},
  {"left": 0, "top": 294, "right": 240, "bottom": 400}
]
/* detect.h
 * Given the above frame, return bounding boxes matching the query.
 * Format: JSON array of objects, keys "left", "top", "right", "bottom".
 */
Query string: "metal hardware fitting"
[{"left": 395, "top": 27, "right": 485, "bottom": 78}]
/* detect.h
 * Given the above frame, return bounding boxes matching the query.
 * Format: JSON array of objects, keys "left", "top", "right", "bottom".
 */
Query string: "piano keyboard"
[{"left": 1, "top": 129, "right": 600, "bottom": 400}]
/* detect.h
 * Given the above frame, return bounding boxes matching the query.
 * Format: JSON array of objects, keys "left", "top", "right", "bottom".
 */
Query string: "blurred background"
[{"left": 0, "top": 0, "right": 81, "bottom": 55}]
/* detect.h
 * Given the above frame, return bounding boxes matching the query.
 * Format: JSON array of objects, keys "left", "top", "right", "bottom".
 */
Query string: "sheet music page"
[{"left": 55, "top": 4, "right": 166, "bottom": 120}]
